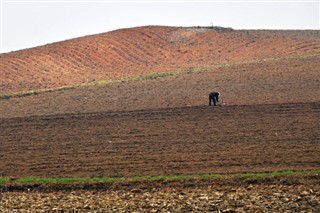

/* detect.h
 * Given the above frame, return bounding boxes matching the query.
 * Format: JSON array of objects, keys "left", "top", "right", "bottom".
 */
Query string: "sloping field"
[
  {"left": 1, "top": 26, "right": 320, "bottom": 93},
  {"left": 0, "top": 56, "right": 319, "bottom": 178},
  {"left": 1, "top": 56, "right": 319, "bottom": 118}
]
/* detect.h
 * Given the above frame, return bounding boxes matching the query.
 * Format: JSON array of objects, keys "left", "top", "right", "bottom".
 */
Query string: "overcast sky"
[{"left": 0, "top": 0, "right": 319, "bottom": 53}]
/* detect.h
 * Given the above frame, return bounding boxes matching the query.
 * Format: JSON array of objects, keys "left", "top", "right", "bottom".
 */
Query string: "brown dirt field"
[
  {"left": 1, "top": 102, "right": 319, "bottom": 179},
  {"left": 1, "top": 56, "right": 319, "bottom": 118},
  {"left": 1, "top": 29, "right": 320, "bottom": 211},
  {"left": 1, "top": 26, "right": 319, "bottom": 93},
  {"left": 0, "top": 56, "right": 319, "bottom": 179}
]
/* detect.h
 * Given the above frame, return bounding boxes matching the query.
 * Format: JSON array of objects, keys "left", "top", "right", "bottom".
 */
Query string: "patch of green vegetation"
[
  {"left": 15, "top": 176, "right": 127, "bottom": 184},
  {"left": 16, "top": 177, "right": 89, "bottom": 183},
  {"left": 0, "top": 177, "right": 10, "bottom": 184},
  {"left": 1, "top": 53, "right": 319, "bottom": 100},
  {"left": 0, "top": 84, "right": 80, "bottom": 100},
  {"left": 142, "top": 170, "right": 320, "bottom": 180},
  {"left": 290, "top": 53, "right": 320, "bottom": 59},
  {"left": 1, "top": 170, "right": 318, "bottom": 184},
  {"left": 0, "top": 90, "right": 39, "bottom": 100},
  {"left": 140, "top": 72, "right": 176, "bottom": 80},
  {"left": 0, "top": 94, "right": 12, "bottom": 100}
]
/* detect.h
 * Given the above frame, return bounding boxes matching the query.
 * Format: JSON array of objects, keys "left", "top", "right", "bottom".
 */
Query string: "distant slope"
[
  {"left": 1, "top": 56, "right": 319, "bottom": 118},
  {"left": 1, "top": 26, "right": 320, "bottom": 93}
]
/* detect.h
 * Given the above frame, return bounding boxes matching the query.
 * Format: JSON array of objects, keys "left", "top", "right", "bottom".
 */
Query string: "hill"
[{"left": 1, "top": 26, "right": 319, "bottom": 93}]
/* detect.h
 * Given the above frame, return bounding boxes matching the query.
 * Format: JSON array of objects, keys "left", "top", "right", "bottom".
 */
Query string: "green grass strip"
[
  {"left": 290, "top": 53, "right": 320, "bottom": 59},
  {"left": 1, "top": 53, "right": 319, "bottom": 100},
  {"left": 0, "top": 177, "right": 10, "bottom": 184},
  {"left": 15, "top": 177, "right": 125, "bottom": 184},
  {"left": 1, "top": 170, "right": 319, "bottom": 184}
]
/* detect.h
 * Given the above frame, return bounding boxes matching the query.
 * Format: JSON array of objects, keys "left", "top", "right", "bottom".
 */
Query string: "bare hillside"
[{"left": 1, "top": 26, "right": 319, "bottom": 93}]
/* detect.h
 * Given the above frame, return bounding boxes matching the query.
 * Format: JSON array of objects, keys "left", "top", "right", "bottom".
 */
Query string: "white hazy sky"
[{"left": 0, "top": 0, "right": 319, "bottom": 53}]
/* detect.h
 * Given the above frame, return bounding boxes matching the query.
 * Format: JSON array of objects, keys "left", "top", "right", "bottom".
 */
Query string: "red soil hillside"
[{"left": 1, "top": 26, "right": 319, "bottom": 93}]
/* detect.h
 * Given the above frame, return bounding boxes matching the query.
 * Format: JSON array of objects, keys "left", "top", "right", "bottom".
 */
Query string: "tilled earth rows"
[
  {"left": 1, "top": 27, "right": 319, "bottom": 94},
  {"left": 1, "top": 102, "right": 319, "bottom": 178},
  {"left": 1, "top": 55, "right": 320, "bottom": 211}
]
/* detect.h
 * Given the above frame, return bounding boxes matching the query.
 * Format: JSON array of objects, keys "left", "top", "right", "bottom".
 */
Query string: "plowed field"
[
  {"left": 1, "top": 56, "right": 319, "bottom": 178},
  {"left": 1, "top": 56, "right": 319, "bottom": 118},
  {"left": 0, "top": 27, "right": 319, "bottom": 211},
  {"left": 1, "top": 101, "right": 319, "bottom": 179}
]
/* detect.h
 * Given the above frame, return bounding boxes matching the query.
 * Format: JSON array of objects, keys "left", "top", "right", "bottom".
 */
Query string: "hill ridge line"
[{"left": 1, "top": 26, "right": 319, "bottom": 94}]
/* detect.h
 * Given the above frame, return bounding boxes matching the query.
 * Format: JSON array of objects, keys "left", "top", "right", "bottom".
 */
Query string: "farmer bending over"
[{"left": 209, "top": 91, "right": 220, "bottom": 106}]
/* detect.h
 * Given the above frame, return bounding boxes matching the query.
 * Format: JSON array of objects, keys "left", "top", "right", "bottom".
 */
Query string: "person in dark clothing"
[{"left": 209, "top": 91, "right": 220, "bottom": 106}]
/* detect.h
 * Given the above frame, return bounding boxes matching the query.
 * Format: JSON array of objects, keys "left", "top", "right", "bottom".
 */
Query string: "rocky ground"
[{"left": 1, "top": 175, "right": 319, "bottom": 212}]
